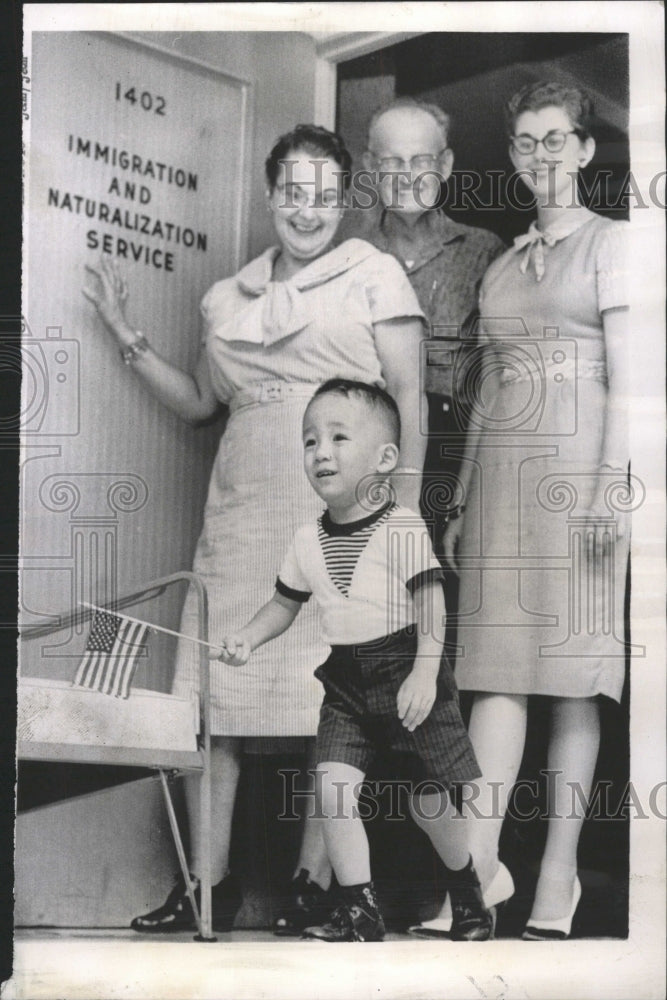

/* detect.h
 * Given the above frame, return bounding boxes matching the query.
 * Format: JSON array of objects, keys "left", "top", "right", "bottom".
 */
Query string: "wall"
[
  {"left": 18, "top": 29, "right": 317, "bottom": 926},
  {"left": 131, "top": 31, "right": 318, "bottom": 262},
  {"left": 21, "top": 30, "right": 317, "bottom": 688}
]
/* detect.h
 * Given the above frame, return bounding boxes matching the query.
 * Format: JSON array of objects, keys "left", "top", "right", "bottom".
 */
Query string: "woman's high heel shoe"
[
  {"left": 522, "top": 876, "right": 582, "bottom": 941},
  {"left": 408, "top": 861, "right": 515, "bottom": 938}
]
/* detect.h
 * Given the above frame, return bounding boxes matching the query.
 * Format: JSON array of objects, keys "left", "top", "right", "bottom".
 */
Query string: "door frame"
[{"left": 313, "top": 32, "right": 422, "bottom": 127}]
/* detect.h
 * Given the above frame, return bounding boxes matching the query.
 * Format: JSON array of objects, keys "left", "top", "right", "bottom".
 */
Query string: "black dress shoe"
[
  {"left": 302, "top": 902, "right": 385, "bottom": 942},
  {"left": 302, "top": 883, "right": 385, "bottom": 942},
  {"left": 448, "top": 859, "right": 495, "bottom": 942},
  {"left": 131, "top": 872, "right": 241, "bottom": 933},
  {"left": 272, "top": 868, "right": 330, "bottom": 936}
]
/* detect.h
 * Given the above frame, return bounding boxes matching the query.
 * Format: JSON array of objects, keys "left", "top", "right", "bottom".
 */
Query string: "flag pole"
[{"left": 79, "top": 601, "right": 223, "bottom": 653}]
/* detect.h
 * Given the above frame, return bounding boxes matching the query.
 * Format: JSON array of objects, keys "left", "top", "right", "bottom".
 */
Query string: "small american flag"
[{"left": 73, "top": 611, "right": 149, "bottom": 699}]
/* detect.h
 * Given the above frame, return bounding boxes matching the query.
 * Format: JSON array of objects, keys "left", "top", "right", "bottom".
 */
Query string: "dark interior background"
[{"left": 338, "top": 32, "right": 630, "bottom": 242}]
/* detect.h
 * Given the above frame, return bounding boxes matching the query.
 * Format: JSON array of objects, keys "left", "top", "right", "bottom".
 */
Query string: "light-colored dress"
[
  {"left": 173, "top": 238, "right": 424, "bottom": 734},
  {"left": 455, "top": 214, "right": 628, "bottom": 703}
]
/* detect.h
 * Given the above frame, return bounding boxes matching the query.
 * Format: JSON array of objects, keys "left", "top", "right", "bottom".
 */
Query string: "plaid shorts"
[{"left": 314, "top": 627, "right": 480, "bottom": 790}]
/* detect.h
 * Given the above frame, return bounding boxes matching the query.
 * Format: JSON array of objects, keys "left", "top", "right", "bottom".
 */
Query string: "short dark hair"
[
  {"left": 309, "top": 378, "right": 401, "bottom": 446},
  {"left": 505, "top": 80, "right": 594, "bottom": 139},
  {"left": 265, "top": 124, "right": 352, "bottom": 191}
]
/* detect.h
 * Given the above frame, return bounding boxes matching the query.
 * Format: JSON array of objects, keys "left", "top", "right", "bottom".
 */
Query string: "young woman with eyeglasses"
[{"left": 412, "top": 80, "right": 629, "bottom": 941}]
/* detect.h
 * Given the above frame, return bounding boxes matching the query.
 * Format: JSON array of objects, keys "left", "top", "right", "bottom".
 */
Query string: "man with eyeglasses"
[
  {"left": 341, "top": 97, "right": 504, "bottom": 554},
  {"left": 333, "top": 96, "right": 504, "bottom": 929}
]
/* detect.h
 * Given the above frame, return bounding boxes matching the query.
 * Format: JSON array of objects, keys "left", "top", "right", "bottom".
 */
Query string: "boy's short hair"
[{"left": 309, "top": 378, "right": 401, "bottom": 446}]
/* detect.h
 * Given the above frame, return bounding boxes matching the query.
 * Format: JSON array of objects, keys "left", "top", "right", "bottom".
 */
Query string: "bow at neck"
[
  {"left": 229, "top": 239, "right": 378, "bottom": 347},
  {"left": 513, "top": 212, "right": 594, "bottom": 282}
]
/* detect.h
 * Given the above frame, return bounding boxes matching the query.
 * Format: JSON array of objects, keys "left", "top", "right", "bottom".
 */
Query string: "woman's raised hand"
[
  {"left": 83, "top": 257, "right": 133, "bottom": 342},
  {"left": 82, "top": 257, "right": 220, "bottom": 423}
]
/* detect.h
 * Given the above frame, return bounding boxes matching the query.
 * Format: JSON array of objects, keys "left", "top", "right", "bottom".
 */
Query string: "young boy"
[{"left": 214, "top": 379, "right": 492, "bottom": 942}]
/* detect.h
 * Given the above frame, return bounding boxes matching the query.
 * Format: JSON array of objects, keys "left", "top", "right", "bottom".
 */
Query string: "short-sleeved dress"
[
  {"left": 455, "top": 213, "right": 628, "bottom": 703},
  {"left": 172, "top": 238, "right": 424, "bottom": 734}
]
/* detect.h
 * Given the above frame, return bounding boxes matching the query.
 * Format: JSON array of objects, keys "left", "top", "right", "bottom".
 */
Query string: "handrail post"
[{"left": 191, "top": 573, "right": 215, "bottom": 942}]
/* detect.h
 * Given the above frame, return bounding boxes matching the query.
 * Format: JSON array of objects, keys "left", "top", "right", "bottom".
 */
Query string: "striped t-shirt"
[
  {"left": 317, "top": 504, "right": 395, "bottom": 596},
  {"left": 276, "top": 503, "right": 445, "bottom": 645}
]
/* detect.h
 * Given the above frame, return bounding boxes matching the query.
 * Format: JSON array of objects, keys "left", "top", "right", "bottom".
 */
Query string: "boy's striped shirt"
[{"left": 317, "top": 503, "right": 396, "bottom": 596}]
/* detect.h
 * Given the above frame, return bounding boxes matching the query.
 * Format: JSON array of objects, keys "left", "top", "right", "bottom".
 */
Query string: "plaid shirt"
[{"left": 340, "top": 208, "right": 505, "bottom": 397}]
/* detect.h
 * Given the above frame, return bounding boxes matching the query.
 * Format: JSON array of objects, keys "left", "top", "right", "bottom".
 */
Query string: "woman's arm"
[
  {"left": 373, "top": 316, "right": 427, "bottom": 511},
  {"left": 585, "top": 305, "right": 630, "bottom": 552},
  {"left": 83, "top": 257, "right": 221, "bottom": 425},
  {"left": 119, "top": 337, "right": 221, "bottom": 426},
  {"left": 597, "top": 306, "right": 630, "bottom": 472},
  {"left": 443, "top": 343, "right": 500, "bottom": 570}
]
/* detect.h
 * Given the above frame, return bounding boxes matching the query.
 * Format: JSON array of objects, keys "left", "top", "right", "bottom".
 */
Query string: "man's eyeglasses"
[
  {"left": 369, "top": 151, "right": 448, "bottom": 172},
  {"left": 510, "top": 130, "right": 580, "bottom": 155}
]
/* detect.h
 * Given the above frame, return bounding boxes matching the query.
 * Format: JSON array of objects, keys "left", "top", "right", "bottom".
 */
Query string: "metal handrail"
[
  {"left": 19, "top": 575, "right": 187, "bottom": 640},
  {"left": 18, "top": 569, "right": 215, "bottom": 940}
]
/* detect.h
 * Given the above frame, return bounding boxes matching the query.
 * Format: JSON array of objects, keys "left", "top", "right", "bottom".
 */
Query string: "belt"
[
  {"left": 229, "top": 380, "right": 318, "bottom": 412},
  {"left": 500, "top": 358, "right": 606, "bottom": 386}
]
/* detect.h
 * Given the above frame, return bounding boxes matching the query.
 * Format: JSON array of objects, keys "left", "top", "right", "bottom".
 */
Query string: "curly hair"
[
  {"left": 505, "top": 80, "right": 594, "bottom": 139},
  {"left": 265, "top": 124, "right": 352, "bottom": 191}
]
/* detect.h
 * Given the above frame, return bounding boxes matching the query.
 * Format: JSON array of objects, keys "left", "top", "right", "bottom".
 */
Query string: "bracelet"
[
  {"left": 120, "top": 333, "right": 149, "bottom": 365},
  {"left": 444, "top": 504, "right": 466, "bottom": 522}
]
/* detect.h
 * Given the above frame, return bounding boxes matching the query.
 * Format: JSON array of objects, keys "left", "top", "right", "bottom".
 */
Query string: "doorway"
[{"left": 336, "top": 31, "right": 629, "bottom": 242}]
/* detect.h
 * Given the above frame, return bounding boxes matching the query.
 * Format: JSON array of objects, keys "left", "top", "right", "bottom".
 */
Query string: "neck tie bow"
[
  {"left": 512, "top": 212, "right": 594, "bottom": 283},
  {"left": 513, "top": 222, "right": 558, "bottom": 282}
]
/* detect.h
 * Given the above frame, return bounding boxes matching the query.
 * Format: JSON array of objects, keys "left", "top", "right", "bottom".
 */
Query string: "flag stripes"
[{"left": 73, "top": 611, "right": 149, "bottom": 699}]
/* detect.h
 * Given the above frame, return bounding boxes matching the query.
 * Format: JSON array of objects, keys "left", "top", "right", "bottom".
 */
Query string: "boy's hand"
[
  {"left": 397, "top": 658, "right": 438, "bottom": 732},
  {"left": 209, "top": 634, "right": 251, "bottom": 665}
]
